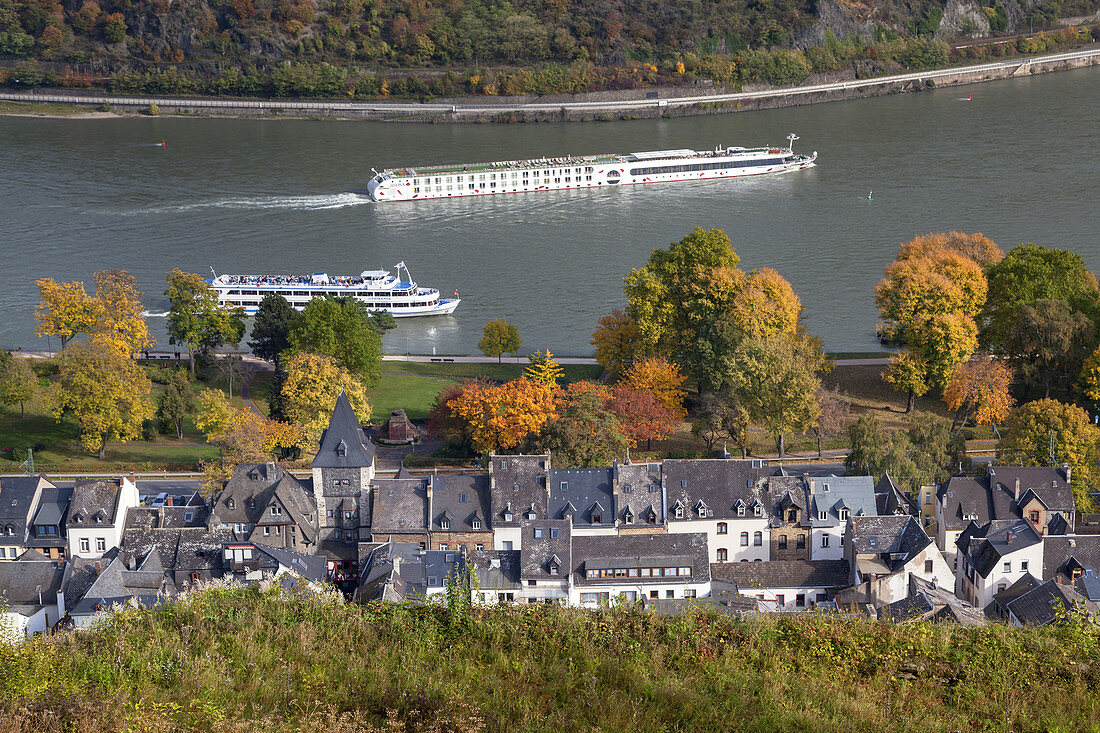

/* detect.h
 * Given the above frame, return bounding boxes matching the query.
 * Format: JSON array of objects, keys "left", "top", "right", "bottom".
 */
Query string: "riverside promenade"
[{"left": 2, "top": 47, "right": 1098, "bottom": 121}]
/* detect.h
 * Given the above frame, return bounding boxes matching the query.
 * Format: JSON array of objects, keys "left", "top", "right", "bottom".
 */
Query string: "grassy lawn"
[
  {"left": 824, "top": 364, "right": 951, "bottom": 431},
  {"left": 369, "top": 373, "right": 457, "bottom": 423},
  {"left": 387, "top": 361, "right": 604, "bottom": 383}
]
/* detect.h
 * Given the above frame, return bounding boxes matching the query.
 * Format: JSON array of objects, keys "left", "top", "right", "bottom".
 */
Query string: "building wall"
[
  {"left": 68, "top": 524, "right": 122, "bottom": 559},
  {"left": 313, "top": 466, "right": 373, "bottom": 544},
  {"left": 918, "top": 485, "right": 938, "bottom": 536},
  {"left": 1, "top": 606, "right": 53, "bottom": 642},
  {"left": 734, "top": 584, "right": 834, "bottom": 612},
  {"left": 964, "top": 542, "right": 1044, "bottom": 609},
  {"left": 810, "top": 526, "right": 844, "bottom": 561},
  {"left": 569, "top": 580, "right": 711, "bottom": 606},
  {"left": 493, "top": 526, "right": 522, "bottom": 551},
  {"left": 430, "top": 531, "right": 494, "bottom": 553},
  {"left": 667, "top": 518, "right": 768, "bottom": 563},
  {"left": 770, "top": 523, "right": 811, "bottom": 561}
]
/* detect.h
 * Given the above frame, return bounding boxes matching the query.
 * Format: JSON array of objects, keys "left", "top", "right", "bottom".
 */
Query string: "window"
[
  {"left": 1029, "top": 510, "right": 1040, "bottom": 523},
  {"left": 816, "top": 593, "right": 828, "bottom": 602},
  {"left": 263, "top": 527, "right": 270, "bottom": 536},
  {"left": 534, "top": 527, "right": 543, "bottom": 539},
  {"left": 344, "top": 512, "right": 353, "bottom": 520},
  {"left": 787, "top": 509, "right": 797, "bottom": 522},
  {"left": 740, "top": 532, "right": 749, "bottom": 546},
  {"left": 778, "top": 536, "right": 788, "bottom": 549},
  {"left": 717, "top": 548, "right": 728, "bottom": 561},
  {"left": 754, "top": 532, "right": 762, "bottom": 546},
  {"left": 475, "top": 543, "right": 484, "bottom": 551},
  {"left": 327, "top": 509, "right": 334, "bottom": 518},
  {"left": 439, "top": 544, "right": 449, "bottom": 551},
  {"left": 440, "top": 519, "right": 450, "bottom": 530},
  {"left": 776, "top": 594, "right": 785, "bottom": 606},
  {"left": 625, "top": 513, "right": 634, "bottom": 525},
  {"left": 925, "top": 560, "right": 933, "bottom": 573},
  {"left": 821, "top": 535, "right": 830, "bottom": 548},
  {"left": 684, "top": 589, "right": 697, "bottom": 598},
  {"left": 460, "top": 494, "right": 468, "bottom": 503},
  {"left": 650, "top": 590, "right": 659, "bottom": 599},
  {"left": 796, "top": 534, "right": 806, "bottom": 549},
  {"left": 717, "top": 522, "right": 727, "bottom": 535},
  {"left": 550, "top": 527, "right": 558, "bottom": 539},
  {"left": 1021, "top": 561, "right": 1029, "bottom": 571},
  {"left": 96, "top": 538, "right": 106, "bottom": 552},
  {"left": 796, "top": 594, "right": 805, "bottom": 607},
  {"left": 1003, "top": 561, "right": 1011, "bottom": 573},
  {"left": 674, "top": 506, "right": 684, "bottom": 519},
  {"left": 79, "top": 538, "right": 89, "bottom": 553},
  {"left": 818, "top": 511, "right": 827, "bottom": 521},
  {"left": 666, "top": 590, "right": 675, "bottom": 598},
  {"left": 839, "top": 509, "right": 849, "bottom": 520},
  {"left": 737, "top": 505, "right": 746, "bottom": 517},
  {"left": 270, "top": 506, "right": 282, "bottom": 515},
  {"left": 472, "top": 519, "right": 482, "bottom": 530},
  {"left": 560, "top": 482, "right": 568, "bottom": 491},
  {"left": 227, "top": 499, "right": 235, "bottom": 510},
  {"left": 549, "top": 563, "right": 559, "bottom": 575},
  {"left": 184, "top": 512, "right": 193, "bottom": 522},
  {"left": 591, "top": 514, "right": 602, "bottom": 524},
  {"left": 925, "top": 492, "right": 932, "bottom": 505}
]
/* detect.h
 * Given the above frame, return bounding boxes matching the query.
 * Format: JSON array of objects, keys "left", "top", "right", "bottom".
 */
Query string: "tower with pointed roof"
[{"left": 311, "top": 391, "right": 376, "bottom": 545}]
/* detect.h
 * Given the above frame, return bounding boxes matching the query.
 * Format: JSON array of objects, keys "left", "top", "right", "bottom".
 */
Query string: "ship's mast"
[{"left": 787, "top": 133, "right": 799, "bottom": 153}]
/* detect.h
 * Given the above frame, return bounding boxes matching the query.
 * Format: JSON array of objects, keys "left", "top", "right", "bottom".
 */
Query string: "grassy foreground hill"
[{"left": 3, "top": 584, "right": 1100, "bottom": 731}]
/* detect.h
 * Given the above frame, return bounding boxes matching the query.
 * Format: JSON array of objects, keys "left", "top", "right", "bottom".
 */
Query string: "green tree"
[
  {"left": 288, "top": 297, "right": 382, "bottom": 389},
  {"left": 982, "top": 243, "right": 1100, "bottom": 352},
  {"left": 54, "top": 343, "right": 155, "bottom": 459},
  {"left": 812, "top": 387, "right": 851, "bottom": 458},
  {"left": 156, "top": 369, "right": 194, "bottom": 439},
  {"left": 884, "top": 351, "right": 930, "bottom": 414},
  {"left": 998, "top": 398, "right": 1100, "bottom": 511},
  {"left": 1000, "top": 299, "right": 1095, "bottom": 399},
  {"left": 0, "top": 353, "right": 37, "bottom": 418},
  {"left": 531, "top": 381, "right": 627, "bottom": 467},
  {"left": 364, "top": 310, "right": 397, "bottom": 336},
  {"left": 165, "top": 269, "right": 246, "bottom": 374},
  {"left": 692, "top": 388, "right": 751, "bottom": 456},
  {"left": 478, "top": 319, "right": 521, "bottom": 363},
  {"left": 846, "top": 411, "right": 965, "bottom": 489},
  {"left": 725, "top": 333, "right": 826, "bottom": 458},
  {"left": 249, "top": 294, "right": 300, "bottom": 368},
  {"left": 590, "top": 309, "right": 642, "bottom": 375}
]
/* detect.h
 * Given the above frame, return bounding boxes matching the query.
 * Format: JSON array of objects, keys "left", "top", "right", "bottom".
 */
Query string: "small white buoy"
[{"left": 867, "top": 190, "right": 873, "bottom": 200}]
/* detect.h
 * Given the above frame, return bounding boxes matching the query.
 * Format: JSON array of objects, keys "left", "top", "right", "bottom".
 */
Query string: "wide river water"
[{"left": 2, "top": 66, "right": 1099, "bottom": 356}]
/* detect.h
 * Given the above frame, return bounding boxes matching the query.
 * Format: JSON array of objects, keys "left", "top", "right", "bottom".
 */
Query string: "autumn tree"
[
  {"left": 53, "top": 343, "right": 155, "bottom": 459},
  {"left": 525, "top": 349, "right": 564, "bottom": 387},
  {"left": 34, "top": 278, "right": 94, "bottom": 350},
  {"left": 88, "top": 269, "right": 152, "bottom": 356},
  {"left": 998, "top": 398, "right": 1100, "bottom": 511},
  {"left": 478, "top": 319, "right": 521, "bottom": 363},
  {"left": 0, "top": 354, "right": 37, "bottom": 418},
  {"left": 287, "top": 296, "right": 382, "bottom": 388},
  {"left": 883, "top": 351, "right": 930, "bottom": 414},
  {"left": 692, "top": 389, "right": 751, "bottom": 456},
  {"left": 214, "top": 353, "right": 248, "bottom": 399},
  {"left": 608, "top": 385, "right": 676, "bottom": 451},
  {"left": 165, "top": 269, "right": 246, "bottom": 374},
  {"left": 943, "top": 359, "right": 1015, "bottom": 433},
  {"left": 846, "top": 411, "right": 965, "bottom": 489},
  {"left": 590, "top": 309, "right": 642, "bottom": 375},
  {"left": 895, "top": 231, "right": 1004, "bottom": 268},
  {"left": 621, "top": 356, "right": 686, "bottom": 418},
  {"left": 428, "top": 379, "right": 484, "bottom": 452},
  {"left": 1078, "top": 346, "right": 1100, "bottom": 408},
  {"left": 447, "top": 377, "right": 555, "bottom": 454},
  {"left": 281, "top": 352, "right": 371, "bottom": 448},
  {"left": 249, "top": 293, "right": 300, "bottom": 368},
  {"left": 811, "top": 387, "right": 851, "bottom": 458},
  {"left": 533, "top": 381, "right": 627, "bottom": 467},
  {"left": 195, "top": 389, "right": 302, "bottom": 463},
  {"left": 725, "top": 333, "right": 825, "bottom": 458},
  {"left": 155, "top": 369, "right": 194, "bottom": 439}
]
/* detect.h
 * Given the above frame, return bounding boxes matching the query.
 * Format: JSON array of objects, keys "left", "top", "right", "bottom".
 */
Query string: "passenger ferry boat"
[
  {"left": 367, "top": 134, "right": 816, "bottom": 202},
  {"left": 208, "top": 263, "right": 459, "bottom": 317}
]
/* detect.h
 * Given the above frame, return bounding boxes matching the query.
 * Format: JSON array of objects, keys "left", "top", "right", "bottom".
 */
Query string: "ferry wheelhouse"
[
  {"left": 208, "top": 262, "right": 459, "bottom": 317},
  {"left": 367, "top": 134, "right": 816, "bottom": 202}
]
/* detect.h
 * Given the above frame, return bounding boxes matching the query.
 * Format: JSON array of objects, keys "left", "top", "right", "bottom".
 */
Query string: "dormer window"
[
  {"left": 503, "top": 511, "right": 513, "bottom": 522},
  {"left": 227, "top": 499, "right": 235, "bottom": 510},
  {"left": 753, "top": 505, "right": 762, "bottom": 517},
  {"left": 823, "top": 483, "right": 830, "bottom": 492},
  {"left": 787, "top": 509, "right": 797, "bottom": 522},
  {"left": 3, "top": 525, "right": 12, "bottom": 536},
  {"left": 94, "top": 515, "right": 102, "bottom": 523},
  {"left": 625, "top": 512, "right": 634, "bottom": 525},
  {"left": 459, "top": 494, "right": 468, "bottom": 503},
  {"left": 591, "top": 514, "right": 602, "bottom": 525},
  {"left": 839, "top": 509, "right": 849, "bottom": 520},
  {"left": 534, "top": 527, "right": 543, "bottom": 539},
  {"left": 440, "top": 518, "right": 450, "bottom": 530},
  {"left": 818, "top": 511, "right": 827, "bottom": 521},
  {"left": 648, "top": 511, "right": 657, "bottom": 525},
  {"left": 737, "top": 505, "right": 746, "bottom": 517},
  {"left": 675, "top": 506, "right": 684, "bottom": 519},
  {"left": 549, "top": 562, "right": 559, "bottom": 575},
  {"left": 248, "top": 498, "right": 255, "bottom": 509},
  {"left": 336, "top": 441, "right": 347, "bottom": 457},
  {"left": 270, "top": 506, "right": 282, "bottom": 515},
  {"left": 472, "top": 519, "right": 481, "bottom": 530},
  {"left": 560, "top": 482, "right": 568, "bottom": 491}
]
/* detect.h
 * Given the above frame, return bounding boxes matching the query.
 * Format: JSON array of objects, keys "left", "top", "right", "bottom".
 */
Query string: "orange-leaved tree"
[
  {"left": 621, "top": 356, "right": 686, "bottom": 418},
  {"left": 943, "top": 358, "right": 1015, "bottom": 433},
  {"left": 609, "top": 386, "right": 676, "bottom": 451},
  {"left": 448, "top": 377, "right": 556, "bottom": 454},
  {"left": 590, "top": 309, "right": 642, "bottom": 375}
]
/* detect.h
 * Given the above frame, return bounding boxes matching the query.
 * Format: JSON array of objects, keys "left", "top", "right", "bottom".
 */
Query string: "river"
[{"left": 1, "top": 66, "right": 1098, "bottom": 356}]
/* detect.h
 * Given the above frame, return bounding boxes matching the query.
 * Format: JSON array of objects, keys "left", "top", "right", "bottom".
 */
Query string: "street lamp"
[{"left": 405, "top": 336, "right": 409, "bottom": 359}]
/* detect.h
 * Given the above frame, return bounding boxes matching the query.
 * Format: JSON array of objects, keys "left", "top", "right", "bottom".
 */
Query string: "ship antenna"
[
  {"left": 787, "top": 133, "right": 799, "bottom": 153},
  {"left": 209, "top": 266, "right": 217, "bottom": 279}
]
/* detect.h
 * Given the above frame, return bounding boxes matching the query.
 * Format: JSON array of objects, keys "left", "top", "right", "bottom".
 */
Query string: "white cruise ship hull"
[
  {"left": 225, "top": 298, "right": 460, "bottom": 318},
  {"left": 368, "top": 145, "right": 816, "bottom": 203}
]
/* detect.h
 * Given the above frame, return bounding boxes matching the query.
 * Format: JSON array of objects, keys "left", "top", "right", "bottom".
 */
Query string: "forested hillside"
[{"left": 0, "top": 0, "right": 1097, "bottom": 97}]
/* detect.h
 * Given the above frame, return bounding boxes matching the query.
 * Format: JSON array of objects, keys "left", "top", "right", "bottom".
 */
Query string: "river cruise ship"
[
  {"left": 367, "top": 134, "right": 816, "bottom": 202},
  {"left": 208, "top": 263, "right": 459, "bottom": 317}
]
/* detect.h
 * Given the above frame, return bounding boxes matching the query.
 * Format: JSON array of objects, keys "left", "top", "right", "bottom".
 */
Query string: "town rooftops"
[
  {"left": 490, "top": 454, "right": 550, "bottom": 526},
  {"left": 0, "top": 554, "right": 65, "bottom": 607},
  {"left": 520, "top": 519, "right": 571, "bottom": 580},
  {"left": 1002, "top": 575, "right": 1084, "bottom": 626},
  {"left": 1042, "top": 535, "right": 1100, "bottom": 590},
  {"left": 807, "top": 475, "right": 877, "bottom": 527},
  {"left": 662, "top": 459, "right": 766, "bottom": 521},
  {"left": 938, "top": 466, "right": 1075, "bottom": 533},
  {"left": 573, "top": 532, "right": 709, "bottom": 585},
  {"left": 67, "top": 478, "right": 123, "bottom": 527},
  {"left": 0, "top": 475, "right": 51, "bottom": 540},
  {"left": 370, "top": 477, "right": 429, "bottom": 534},
  {"left": 430, "top": 473, "right": 491, "bottom": 533},
  {"left": 710, "top": 559, "right": 849, "bottom": 590},
  {"left": 311, "top": 391, "right": 376, "bottom": 468},
  {"left": 956, "top": 519, "right": 1042, "bottom": 578},
  {"left": 549, "top": 468, "right": 615, "bottom": 526}
]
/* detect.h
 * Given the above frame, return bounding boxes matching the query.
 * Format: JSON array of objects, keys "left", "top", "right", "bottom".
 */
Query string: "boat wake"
[
  {"left": 129, "top": 193, "right": 372, "bottom": 214},
  {"left": 142, "top": 310, "right": 170, "bottom": 317}
]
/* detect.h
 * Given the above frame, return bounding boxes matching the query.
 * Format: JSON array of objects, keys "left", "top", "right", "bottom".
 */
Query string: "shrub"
[{"left": 147, "top": 102, "right": 159, "bottom": 115}]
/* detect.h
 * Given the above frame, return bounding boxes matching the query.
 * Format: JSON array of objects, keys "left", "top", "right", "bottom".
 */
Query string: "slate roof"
[
  {"left": 370, "top": 477, "right": 429, "bottom": 534},
  {"left": 249, "top": 544, "right": 330, "bottom": 582},
  {"left": 663, "top": 459, "right": 767, "bottom": 521},
  {"left": 549, "top": 468, "right": 615, "bottom": 526},
  {"left": 123, "top": 524, "right": 234, "bottom": 575},
  {"left": 937, "top": 466, "right": 1075, "bottom": 534},
  {"left": 710, "top": 560, "right": 849, "bottom": 589},
  {"left": 1042, "top": 535, "right": 1100, "bottom": 588},
  {"left": 878, "top": 593, "right": 935, "bottom": 621},
  {"left": 430, "top": 473, "right": 491, "bottom": 532},
  {"left": 490, "top": 454, "right": 550, "bottom": 527},
  {"left": 70, "top": 554, "right": 175, "bottom": 618},
  {"left": 993, "top": 573, "right": 1043, "bottom": 610},
  {"left": 423, "top": 549, "right": 467, "bottom": 591},
  {"left": 0, "top": 475, "right": 49, "bottom": 541},
  {"left": 1005, "top": 578, "right": 1082, "bottom": 626},
  {"left": 615, "top": 461, "right": 665, "bottom": 523},
  {"left": 574, "top": 532, "right": 710, "bottom": 585},
  {"left": 990, "top": 466, "right": 1074, "bottom": 512},
  {"left": 956, "top": 519, "right": 1041, "bottom": 578},
  {"left": 467, "top": 549, "right": 522, "bottom": 590},
  {"left": 68, "top": 478, "right": 129, "bottom": 528},
  {"left": 0, "top": 555, "right": 65, "bottom": 606},
  {"left": 807, "top": 475, "right": 878, "bottom": 528},
  {"left": 519, "top": 519, "right": 571, "bottom": 579},
  {"left": 881, "top": 576, "right": 987, "bottom": 625},
  {"left": 311, "top": 391, "right": 376, "bottom": 469},
  {"left": 850, "top": 516, "right": 930, "bottom": 556},
  {"left": 211, "top": 464, "right": 317, "bottom": 542},
  {"left": 24, "top": 484, "right": 72, "bottom": 549},
  {"left": 874, "top": 473, "right": 917, "bottom": 516},
  {"left": 766, "top": 475, "right": 810, "bottom": 525}
]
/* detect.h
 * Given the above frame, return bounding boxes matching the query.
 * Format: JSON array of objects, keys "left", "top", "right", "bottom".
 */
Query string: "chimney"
[
  {"left": 1014, "top": 477, "right": 1020, "bottom": 502},
  {"left": 127, "top": 472, "right": 136, "bottom": 485},
  {"left": 1063, "top": 464, "right": 1072, "bottom": 484},
  {"left": 1007, "top": 531, "right": 1014, "bottom": 543}
]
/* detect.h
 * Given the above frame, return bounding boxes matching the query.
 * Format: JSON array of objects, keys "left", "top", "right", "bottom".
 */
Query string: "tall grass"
[{"left": 2, "top": 584, "right": 1099, "bottom": 731}]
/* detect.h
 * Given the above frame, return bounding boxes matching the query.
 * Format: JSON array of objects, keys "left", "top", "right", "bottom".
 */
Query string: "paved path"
[{"left": 2, "top": 48, "right": 1097, "bottom": 117}]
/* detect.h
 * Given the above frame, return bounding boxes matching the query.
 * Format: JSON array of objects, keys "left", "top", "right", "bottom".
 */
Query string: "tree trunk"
[
  {"left": 176, "top": 418, "right": 184, "bottom": 440},
  {"left": 189, "top": 350, "right": 196, "bottom": 375},
  {"left": 98, "top": 433, "right": 108, "bottom": 460},
  {"left": 777, "top": 433, "right": 786, "bottom": 458},
  {"left": 740, "top": 445, "right": 748, "bottom": 459},
  {"left": 647, "top": 437, "right": 652, "bottom": 451},
  {"left": 19, "top": 401, "right": 24, "bottom": 419},
  {"left": 906, "top": 390, "right": 915, "bottom": 413},
  {"left": 497, "top": 354, "right": 502, "bottom": 364},
  {"left": 816, "top": 431, "right": 823, "bottom": 459}
]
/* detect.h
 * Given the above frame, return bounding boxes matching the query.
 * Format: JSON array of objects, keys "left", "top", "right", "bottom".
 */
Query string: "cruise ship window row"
[{"left": 630, "top": 157, "right": 789, "bottom": 176}]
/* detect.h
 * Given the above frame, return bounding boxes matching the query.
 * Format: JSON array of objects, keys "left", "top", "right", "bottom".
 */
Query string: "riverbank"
[{"left": 2, "top": 46, "right": 1098, "bottom": 123}]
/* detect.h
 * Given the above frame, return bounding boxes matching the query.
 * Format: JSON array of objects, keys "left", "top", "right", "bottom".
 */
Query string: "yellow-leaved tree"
[
  {"left": 943, "top": 359, "right": 1015, "bottom": 433},
  {"left": 34, "top": 278, "right": 95, "bottom": 350},
  {"left": 590, "top": 309, "right": 642, "bottom": 375},
  {"left": 729, "top": 266, "right": 802, "bottom": 338},
  {"left": 53, "top": 343, "right": 155, "bottom": 459},
  {"left": 448, "top": 377, "right": 556, "bottom": 454},
  {"left": 525, "top": 349, "right": 564, "bottom": 387},
  {"left": 622, "top": 356, "right": 686, "bottom": 418},
  {"left": 281, "top": 352, "right": 371, "bottom": 448},
  {"left": 195, "top": 389, "right": 303, "bottom": 464},
  {"left": 88, "top": 269, "right": 153, "bottom": 356}
]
